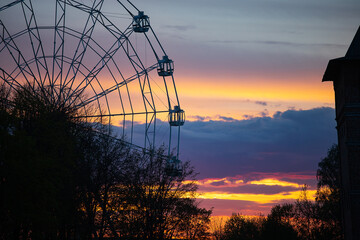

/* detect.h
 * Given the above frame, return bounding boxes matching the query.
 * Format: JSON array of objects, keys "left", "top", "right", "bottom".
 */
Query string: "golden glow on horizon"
[
  {"left": 75, "top": 73, "right": 336, "bottom": 124},
  {"left": 186, "top": 177, "right": 303, "bottom": 189},
  {"left": 176, "top": 77, "right": 334, "bottom": 103},
  {"left": 186, "top": 176, "right": 315, "bottom": 207},
  {"left": 248, "top": 178, "right": 302, "bottom": 188},
  {"left": 197, "top": 190, "right": 317, "bottom": 204}
]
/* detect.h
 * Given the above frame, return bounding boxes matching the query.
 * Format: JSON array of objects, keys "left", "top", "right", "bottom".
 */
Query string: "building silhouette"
[{"left": 323, "top": 26, "right": 360, "bottom": 240}]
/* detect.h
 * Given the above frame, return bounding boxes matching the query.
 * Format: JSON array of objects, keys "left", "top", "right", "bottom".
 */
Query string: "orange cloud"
[
  {"left": 248, "top": 178, "right": 302, "bottom": 188},
  {"left": 197, "top": 189, "right": 317, "bottom": 204},
  {"left": 189, "top": 174, "right": 316, "bottom": 206}
]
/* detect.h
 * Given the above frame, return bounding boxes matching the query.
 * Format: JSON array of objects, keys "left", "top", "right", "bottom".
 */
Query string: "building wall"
[{"left": 333, "top": 61, "right": 360, "bottom": 240}]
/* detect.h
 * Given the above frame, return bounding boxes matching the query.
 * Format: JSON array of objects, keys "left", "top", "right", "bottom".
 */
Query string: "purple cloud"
[{"left": 180, "top": 107, "right": 337, "bottom": 178}]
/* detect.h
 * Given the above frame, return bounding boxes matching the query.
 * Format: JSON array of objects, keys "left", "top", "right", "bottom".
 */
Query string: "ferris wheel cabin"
[
  {"left": 169, "top": 106, "right": 185, "bottom": 126},
  {"left": 157, "top": 55, "right": 174, "bottom": 77},
  {"left": 132, "top": 11, "right": 149, "bottom": 33},
  {"left": 165, "top": 156, "right": 182, "bottom": 177}
]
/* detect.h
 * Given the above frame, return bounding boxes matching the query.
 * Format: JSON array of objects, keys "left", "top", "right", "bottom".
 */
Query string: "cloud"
[
  {"left": 248, "top": 179, "right": 301, "bottom": 188},
  {"left": 218, "top": 116, "right": 236, "bottom": 122},
  {"left": 210, "top": 180, "right": 227, "bottom": 187},
  {"left": 242, "top": 114, "right": 254, "bottom": 119},
  {"left": 259, "top": 109, "right": 269, "bottom": 117},
  {"left": 208, "top": 39, "right": 346, "bottom": 49},
  {"left": 197, "top": 189, "right": 316, "bottom": 204},
  {"left": 162, "top": 24, "right": 196, "bottom": 31},
  {"left": 180, "top": 107, "right": 337, "bottom": 178},
  {"left": 189, "top": 115, "right": 212, "bottom": 121},
  {"left": 255, "top": 101, "right": 268, "bottom": 106},
  {"left": 189, "top": 173, "right": 316, "bottom": 197}
]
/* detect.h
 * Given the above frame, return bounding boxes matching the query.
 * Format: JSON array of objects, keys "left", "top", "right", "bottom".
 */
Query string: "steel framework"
[{"left": 0, "top": 0, "right": 184, "bottom": 168}]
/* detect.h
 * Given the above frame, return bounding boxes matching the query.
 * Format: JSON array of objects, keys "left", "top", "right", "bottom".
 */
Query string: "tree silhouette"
[
  {"left": 106, "top": 147, "right": 212, "bottom": 239},
  {"left": 315, "top": 144, "right": 342, "bottom": 239},
  {"left": 261, "top": 204, "right": 298, "bottom": 240},
  {"left": 221, "top": 214, "right": 261, "bottom": 240},
  {"left": 0, "top": 83, "right": 212, "bottom": 239},
  {"left": 0, "top": 84, "right": 83, "bottom": 239}
]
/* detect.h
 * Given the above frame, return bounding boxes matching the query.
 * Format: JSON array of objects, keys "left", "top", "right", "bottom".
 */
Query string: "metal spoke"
[
  {"left": 21, "top": 0, "right": 51, "bottom": 96},
  {"left": 0, "top": 21, "right": 50, "bottom": 101},
  {"left": 52, "top": 0, "right": 66, "bottom": 102},
  {"left": 73, "top": 63, "right": 157, "bottom": 110},
  {"left": 61, "top": 0, "right": 104, "bottom": 98}
]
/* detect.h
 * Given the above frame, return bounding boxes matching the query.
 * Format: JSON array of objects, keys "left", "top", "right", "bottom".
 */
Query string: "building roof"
[
  {"left": 322, "top": 26, "right": 360, "bottom": 82},
  {"left": 346, "top": 26, "right": 360, "bottom": 59}
]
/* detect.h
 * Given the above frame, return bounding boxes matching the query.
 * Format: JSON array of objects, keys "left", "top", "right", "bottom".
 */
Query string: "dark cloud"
[
  {"left": 180, "top": 107, "right": 337, "bottom": 178},
  {"left": 240, "top": 171, "right": 316, "bottom": 182},
  {"left": 255, "top": 101, "right": 267, "bottom": 106},
  {"left": 218, "top": 116, "right": 236, "bottom": 122},
  {"left": 242, "top": 114, "right": 254, "bottom": 119},
  {"left": 259, "top": 109, "right": 269, "bottom": 117},
  {"left": 190, "top": 115, "right": 211, "bottom": 121},
  {"left": 209, "top": 180, "right": 226, "bottom": 186}
]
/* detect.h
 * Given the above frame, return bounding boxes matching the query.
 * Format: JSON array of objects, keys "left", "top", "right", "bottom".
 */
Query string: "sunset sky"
[
  {"left": 1, "top": 0, "right": 360, "bottom": 217},
  {"left": 135, "top": 0, "right": 360, "bottom": 216}
]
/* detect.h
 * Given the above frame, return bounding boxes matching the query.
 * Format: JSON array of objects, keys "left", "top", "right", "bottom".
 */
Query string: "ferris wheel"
[{"left": 0, "top": 0, "right": 185, "bottom": 172}]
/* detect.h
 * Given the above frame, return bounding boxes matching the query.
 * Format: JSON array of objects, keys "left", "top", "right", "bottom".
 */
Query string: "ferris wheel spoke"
[
  {"left": 0, "top": 67, "right": 32, "bottom": 96},
  {"left": 73, "top": 63, "right": 157, "bottom": 110},
  {"left": 61, "top": 0, "right": 104, "bottom": 97},
  {"left": 80, "top": 11, "right": 159, "bottom": 116},
  {"left": 60, "top": 55, "right": 108, "bottom": 115},
  {"left": 62, "top": 2, "right": 149, "bottom": 108},
  {"left": 75, "top": 110, "right": 168, "bottom": 119},
  {"left": 0, "top": 29, "right": 29, "bottom": 53},
  {"left": 20, "top": 0, "right": 51, "bottom": 92},
  {"left": 0, "top": 0, "right": 184, "bottom": 163},
  {"left": 94, "top": 9, "right": 147, "bottom": 74},
  {"left": 0, "top": 21, "right": 51, "bottom": 101},
  {"left": 66, "top": 27, "right": 134, "bottom": 107},
  {"left": 52, "top": 0, "right": 66, "bottom": 101}
]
